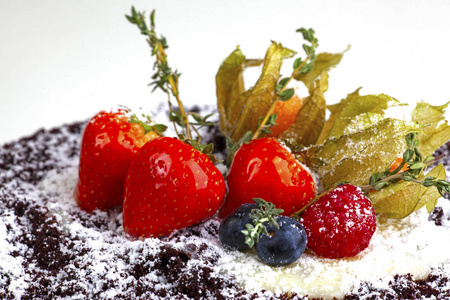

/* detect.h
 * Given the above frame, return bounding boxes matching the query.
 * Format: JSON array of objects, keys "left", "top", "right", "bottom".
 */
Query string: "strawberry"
[
  {"left": 74, "top": 109, "right": 160, "bottom": 212},
  {"left": 122, "top": 137, "right": 226, "bottom": 238},
  {"left": 219, "top": 137, "right": 316, "bottom": 218},
  {"left": 269, "top": 94, "right": 303, "bottom": 137}
]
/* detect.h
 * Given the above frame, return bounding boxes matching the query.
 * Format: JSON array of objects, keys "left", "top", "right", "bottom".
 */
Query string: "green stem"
[
  {"left": 359, "top": 153, "right": 445, "bottom": 194},
  {"left": 251, "top": 101, "right": 278, "bottom": 140},
  {"left": 290, "top": 186, "right": 333, "bottom": 219},
  {"left": 155, "top": 44, "right": 192, "bottom": 140}
]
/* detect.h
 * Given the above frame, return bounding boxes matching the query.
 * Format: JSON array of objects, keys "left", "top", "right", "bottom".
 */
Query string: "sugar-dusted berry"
[{"left": 300, "top": 184, "right": 376, "bottom": 259}]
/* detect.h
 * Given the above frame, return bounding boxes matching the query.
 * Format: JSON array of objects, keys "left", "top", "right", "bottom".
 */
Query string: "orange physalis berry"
[
  {"left": 389, "top": 157, "right": 409, "bottom": 173},
  {"left": 269, "top": 94, "right": 303, "bottom": 137}
]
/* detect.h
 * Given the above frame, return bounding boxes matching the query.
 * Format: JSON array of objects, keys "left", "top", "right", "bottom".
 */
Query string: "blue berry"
[
  {"left": 219, "top": 203, "right": 258, "bottom": 250},
  {"left": 255, "top": 216, "right": 307, "bottom": 267}
]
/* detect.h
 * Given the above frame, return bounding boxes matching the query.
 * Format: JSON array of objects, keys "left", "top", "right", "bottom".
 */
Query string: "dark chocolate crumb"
[
  {"left": 429, "top": 205, "right": 444, "bottom": 226},
  {"left": 1, "top": 118, "right": 450, "bottom": 300}
]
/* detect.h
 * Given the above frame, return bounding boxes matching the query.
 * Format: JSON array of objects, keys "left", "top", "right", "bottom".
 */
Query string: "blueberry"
[
  {"left": 219, "top": 203, "right": 258, "bottom": 250},
  {"left": 255, "top": 216, "right": 307, "bottom": 267}
]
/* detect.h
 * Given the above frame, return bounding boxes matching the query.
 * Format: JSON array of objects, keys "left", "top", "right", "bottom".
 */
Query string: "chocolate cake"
[{"left": 1, "top": 117, "right": 450, "bottom": 300}]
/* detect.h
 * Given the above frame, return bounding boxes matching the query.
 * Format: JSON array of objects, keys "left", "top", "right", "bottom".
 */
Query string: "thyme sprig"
[
  {"left": 276, "top": 28, "right": 318, "bottom": 100},
  {"left": 241, "top": 198, "right": 284, "bottom": 248},
  {"left": 359, "top": 132, "right": 449, "bottom": 196},
  {"left": 252, "top": 28, "right": 318, "bottom": 140},
  {"left": 126, "top": 7, "right": 217, "bottom": 156},
  {"left": 291, "top": 133, "right": 450, "bottom": 220},
  {"left": 126, "top": 7, "right": 190, "bottom": 139}
]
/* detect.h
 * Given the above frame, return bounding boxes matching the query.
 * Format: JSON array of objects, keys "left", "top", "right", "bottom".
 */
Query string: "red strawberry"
[
  {"left": 122, "top": 137, "right": 226, "bottom": 238},
  {"left": 74, "top": 109, "right": 159, "bottom": 212},
  {"left": 219, "top": 137, "right": 316, "bottom": 218}
]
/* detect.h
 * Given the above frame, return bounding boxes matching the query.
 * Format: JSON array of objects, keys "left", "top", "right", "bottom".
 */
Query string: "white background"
[{"left": 1, "top": 0, "right": 450, "bottom": 145}]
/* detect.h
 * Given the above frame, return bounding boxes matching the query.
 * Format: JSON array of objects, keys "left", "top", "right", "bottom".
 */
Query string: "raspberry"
[{"left": 300, "top": 184, "right": 376, "bottom": 259}]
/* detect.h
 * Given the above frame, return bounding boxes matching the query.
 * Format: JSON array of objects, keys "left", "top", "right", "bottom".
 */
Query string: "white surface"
[{"left": 1, "top": 0, "right": 450, "bottom": 145}]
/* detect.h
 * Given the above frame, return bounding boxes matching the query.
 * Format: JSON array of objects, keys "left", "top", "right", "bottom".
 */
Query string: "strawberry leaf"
[
  {"left": 128, "top": 112, "right": 167, "bottom": 135},
  {"left": 225, "top": 130, "right": 252, "bottom": 168}
]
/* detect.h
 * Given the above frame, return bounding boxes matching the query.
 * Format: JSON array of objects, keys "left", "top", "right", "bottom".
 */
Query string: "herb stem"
[
  {"left": 152, "top": 37, "right": 192, "bottom": 140},
  {"left": 168, "top": 76, "right": 192, "bottom": 140},
  {"left": 290, "top": 186, "right": 335, "bottom": 219},
  {"left": 251, "top": 101, "right": 278, "bottom": 140},
  {"left": 281, "top": 55, "right": 311, "bottom": 94},
  {"left": 359, "top": 153, "right": 446, "bottom": 194}
]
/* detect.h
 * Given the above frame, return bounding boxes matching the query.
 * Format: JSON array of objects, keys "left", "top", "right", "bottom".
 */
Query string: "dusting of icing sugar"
[
  {"left": 1, "top": 119, "right": 450, "bottom": 299},
  {"left": 32, "top": 163, "right": 450, "bottom": 299},
  {"left": 0, "top": 216, "right": 28, "bottom": 299},
  {"left": 217, "top": 200, "right": 450, "bottom": 299}
]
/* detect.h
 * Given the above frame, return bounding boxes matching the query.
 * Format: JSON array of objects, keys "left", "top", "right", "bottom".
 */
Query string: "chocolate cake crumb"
[
  {"left": 345, "top": 271, "right": 450, "bottom": 299},
  {"left": 206, "top": 121, "right": 227, "bottom": 155},
  {"left": 429, "top": 205, "right": 444, "bottom": 226},
  {"left": 1, "top": 120, "right": 450, "bottom": 300}
]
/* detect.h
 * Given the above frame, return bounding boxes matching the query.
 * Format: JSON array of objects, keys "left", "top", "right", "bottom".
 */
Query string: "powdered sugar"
[
  {"left": 214, "top": 202, "right": 450, "bottom": 299},
  {"left": 1, "top": 121, "right": 450, "bottom": 299}
]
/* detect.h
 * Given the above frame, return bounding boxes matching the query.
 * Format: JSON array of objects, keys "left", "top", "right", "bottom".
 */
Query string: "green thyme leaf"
[
  {"left": 293, "top": 57, "right": 303, "bottom": 70},
  {"left": 297, "top": 28, "right": 317, "bottom": 45},
  {"left": 241, "top": 198, "right": 284, "bottom": 248},
  {"left": 276, "top": 77, "right": 290, "bottom": 93},
  {"left": 278, "top": 88, "right": 295, "bottom": 101}
]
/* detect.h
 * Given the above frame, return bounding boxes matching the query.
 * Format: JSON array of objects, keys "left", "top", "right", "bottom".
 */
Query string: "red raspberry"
[{"left": 300, "top": 184, "right": 376, "bottom": 259}]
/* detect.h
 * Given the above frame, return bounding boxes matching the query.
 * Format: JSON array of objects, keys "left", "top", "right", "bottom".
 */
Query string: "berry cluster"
[
  {"left": 219, "top": 199, "right": 307, "bottom": 267},
  {"left": 72, "top": 7, "right": 450, "bottom": 270},
  {"left": 218, "top": 135, "right": 378, "bottom": 264}
]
